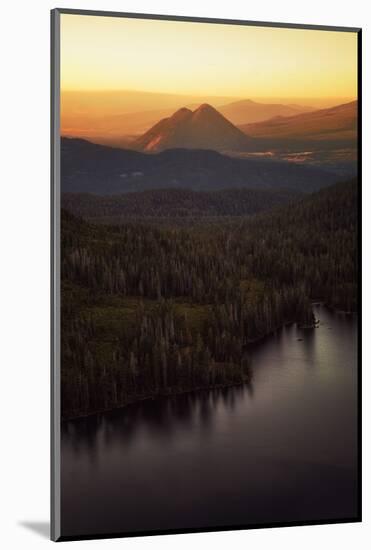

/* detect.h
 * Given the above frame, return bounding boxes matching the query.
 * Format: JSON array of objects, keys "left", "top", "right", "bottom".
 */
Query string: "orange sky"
[{"left": 60, "top": 13, "right": 358, "bottom": 137}]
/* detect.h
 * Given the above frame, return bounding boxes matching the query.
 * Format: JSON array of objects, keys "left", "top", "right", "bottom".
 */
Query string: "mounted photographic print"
[{"left": 51, "top": 8, "right": 361, "bottom": 542}]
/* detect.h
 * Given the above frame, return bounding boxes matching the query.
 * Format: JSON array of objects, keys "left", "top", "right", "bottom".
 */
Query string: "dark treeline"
[
  {"left": 61, "top": 188, "right": 301, "bottom": 224},
  {"left": 62, "top": 300, "right": 252, "bottom": 417},
  {"left": 61, "top": 179, "right": 357, "bottom": 418}
]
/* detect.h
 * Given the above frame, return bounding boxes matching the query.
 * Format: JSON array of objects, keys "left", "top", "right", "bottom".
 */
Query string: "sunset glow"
[
  {"left": 61, "top": 14, "right": 357, "bottom": 98},
  {"left": 60, "top": 13, "right": 357, "bottom": 140}
]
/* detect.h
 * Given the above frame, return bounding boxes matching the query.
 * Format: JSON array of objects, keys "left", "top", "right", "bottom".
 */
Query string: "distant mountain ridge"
[
  {"left": 61, "top": 90, "right": 314, "bottom": 142},
  {"left": 61, "top": 137, "right": 340, "bottom": 195},
  {"left": 218, "top": 99, "right": 313, "bottom": 126},
  {"left": 239, "top": 101, "right": 357, "bottom": 148},
  {"left": 134, "top": 103, "right": 253, "bottom": 152}
]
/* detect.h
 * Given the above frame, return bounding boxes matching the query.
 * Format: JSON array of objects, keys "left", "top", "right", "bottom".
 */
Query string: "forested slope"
[
  {"left": 61, "top": 188, "right": 301, "bottom": 224},
  {"left": 61, "top": 179, "right": 358, "bottom": 418}
]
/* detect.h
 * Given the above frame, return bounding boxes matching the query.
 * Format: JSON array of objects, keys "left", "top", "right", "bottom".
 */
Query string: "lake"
[{"left": 61, "top": 305, "right": 358, "bottom": 537}]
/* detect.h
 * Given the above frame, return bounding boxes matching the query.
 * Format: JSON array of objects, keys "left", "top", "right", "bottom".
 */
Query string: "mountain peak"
[
  {"left": 171, "top": 107, "right": 192, "bottom": 121},
  {"left": 134, "top": 103, "right": 252, "bottom": 152},
  {"left": 196, "top": 103, "right": 216, "bottom": 112},
  {"left": 192, "top": 103, "right": 226, "bottom": 123},
  {"left": 193, "top": 103, "right": 222, "bottom": 117}
]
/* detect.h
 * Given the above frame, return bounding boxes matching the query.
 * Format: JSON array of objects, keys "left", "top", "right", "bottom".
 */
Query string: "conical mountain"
[{"left": 134, "top": 103, "right": 253, "bottom": 152}]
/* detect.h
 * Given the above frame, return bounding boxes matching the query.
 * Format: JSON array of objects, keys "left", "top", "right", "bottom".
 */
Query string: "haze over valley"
[
  {"left": 61, "top": 91, "right": 357, "bottom": 170},
  {"left": 61, "top": 93, "right": 357, "bottom": 199}
]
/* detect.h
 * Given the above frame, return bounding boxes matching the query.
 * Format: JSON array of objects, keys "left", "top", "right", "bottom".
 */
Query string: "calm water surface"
[{"left": 61, "top": 305, "right": 358, "bottom": 537}]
